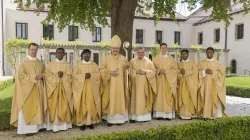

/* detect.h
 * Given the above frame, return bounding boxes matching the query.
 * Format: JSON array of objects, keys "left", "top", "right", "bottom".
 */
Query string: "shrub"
[
  {"left": 0, "top": 110, "right": 14, "bottom": 131},
  {"left": 226, "top": 85, "right": 250, "bottom": 98},
  {"left": 69, "top": 117, "right": 250, "bottom": 140},
  {"left": 0, "top": 78, "right": 14, "bottom": 91}
]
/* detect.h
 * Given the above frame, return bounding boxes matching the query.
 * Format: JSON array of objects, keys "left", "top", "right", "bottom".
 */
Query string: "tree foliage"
[
  {"left": 16, "top": 0, "right": 250, "bottom": 32},
  {"left": 4, "top": 39, "right": 31, "bottom": 76}
]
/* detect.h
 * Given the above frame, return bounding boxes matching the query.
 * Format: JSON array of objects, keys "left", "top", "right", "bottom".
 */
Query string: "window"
[
  {"left": 50, "top": 52, "right": 67, "bottom": 61},
  {"left": 68, "top": 26, "right": 78, "bottom": 41},
  {"left": 93, "top": 53, "right": 99, "bottom": 65},
  {"left": 92, "top": 27, "right": 101, "bottom": 42},
  {"left": 156, "top": 31, "right": 162, "bottom": 44},
  {"left": 236, "top": 24, "right": 244, "bottom": 39},
  {"left": 214, "top": 28, "right": 220, "bottom": 42},
  {"left": 174, "top": 31, "right": 181, "bottom": 45},
  {"left": 43, "top": 25, "right": 54, "bottom": 40},
  {"left": 69, "top": 53, "right": 74, "bottom": 66},
  {"left": 16, "top": 23, "right": 28, "bottom": 39},
  {"left": 49, "top": 52, "right": 56, "bottom": 61},
  {"left": 149, "top": 54, "right": 152, "bottom": 61},
  {"left": 231, "top": 59, "right": 237, "bottom": 74},
  {"left": 136, "top": 29, "right": 143, "bottom": 43},
  {"left": 198, "top": 32, "right": 203, "bottom": 44}
]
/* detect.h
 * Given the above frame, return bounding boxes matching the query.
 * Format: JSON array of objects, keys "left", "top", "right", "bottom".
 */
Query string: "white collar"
[
  {"left": 82, "top": 59, "right": 91, "bottom": 64},
  {"left": 137, "top": 56, "right": 145, "bottom": 60},
  {"left": 27, "top": 55, "right": 37, "bottom": 61},
  {"left": 160, "top": 53, "right": 168, "bottom": 58},
  {"left": 206, "top": 58, "right": 215, "bottom": 61},
  {"left": 55, "top": 58, "right": 64, "bottom": 63},
  {"left": 181, "top": 58, "right": 189, "bottom": 62}
]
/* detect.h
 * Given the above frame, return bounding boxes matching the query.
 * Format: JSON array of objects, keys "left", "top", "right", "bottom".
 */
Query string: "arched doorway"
[{"left": 231, "top": 59, "right": 237, "bottom": 74}]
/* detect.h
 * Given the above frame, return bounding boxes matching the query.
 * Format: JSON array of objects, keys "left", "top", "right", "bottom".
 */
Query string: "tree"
[
  {"left": 4, "top": 39, "right": 31, "bottom": 77},
  {"left": 17, "top": 0, "right": 250, "bottom": 60}
]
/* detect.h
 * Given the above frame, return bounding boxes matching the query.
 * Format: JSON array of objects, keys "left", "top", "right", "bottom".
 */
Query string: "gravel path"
[
  {"left": 1, "top": 95, "right": 250, "bottom": 140},
  {"left": 0, "top": 119, "right": 195, "bottom": 140}
]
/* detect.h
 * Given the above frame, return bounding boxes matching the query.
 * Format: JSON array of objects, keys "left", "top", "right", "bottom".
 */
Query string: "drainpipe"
[
  {"left": 225, "top": 28, "right": 228, "bottom": 49},
  {"left": 1, "top": 0, "right": 5, "bottom": 76}
]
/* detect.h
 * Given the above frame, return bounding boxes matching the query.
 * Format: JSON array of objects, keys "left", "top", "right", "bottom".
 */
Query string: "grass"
[
  {"left": 0, "top": 84, "right": 14, "bottom": 111},
  {"left": 226, "top": 77, "right": 250, "bottom": 88}
]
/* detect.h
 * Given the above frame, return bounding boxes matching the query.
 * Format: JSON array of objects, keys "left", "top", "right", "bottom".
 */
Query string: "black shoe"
[
  {"left": 80, "top": 125, "right": 86, "bottom": 131},
  {"left": 164, "top": 118, "right": 172, "bottom": 121},
  {"left": 88, "top": 125, "right": 94, "bottom": 129},
  {"left": 107, "top": 123, "right": 113, "bottom": 127},
  {"left": 130, "top": 120, "right": 136, "bottom": 123},
  {"left": 156, "top": 118, "right": 163, "bottom": 120},
  {"left": 204, "top": 118, "right": 207, "bottom": 121},
  {"left": 39, "top": 128, "right": 46, "bottom": 132},
  {"left": 117, "top": 124, "right": 122, "bottom": 126},
  {"left": 25, "top": 133, "right": 34, "bottom": 136}
]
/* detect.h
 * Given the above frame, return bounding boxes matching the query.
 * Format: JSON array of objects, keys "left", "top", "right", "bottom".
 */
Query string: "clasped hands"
[
  {"left": 158, "top": 69, "right": 165, "bottom": 75},
  {"left": 110, "top": 69, "right": 119, "bottom": 77},
  {"left": 205, "top": 69, "right": 213, "bottom": 74},
  {"left": 180, "top": 69, "right": 185, "bottom": 75},
  {"left": 36, "top": 73, "right": 43, "bottom": 80},
  {"left": 136, "top": 69, "right": 146, "bottom": 75},
  {"left": 85, "top": 73, "right": 91, "bottom": 79}
]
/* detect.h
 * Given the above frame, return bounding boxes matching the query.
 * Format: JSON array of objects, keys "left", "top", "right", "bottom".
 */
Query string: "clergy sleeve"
[
  {"left": 90, "top": 64, "right": 101, "bottom": 83},
  {"left": 62, "top": 64, "right": 73, "bottom": 84},
  {"left": 169, "top": 60, "right": 178, "bottom": 75},
  {"left": 45, "top": 65, "right": 58, "bottom": 85},
  {"left": 18, "top": 62, "right": 36, "bottom": 83},
  {"left": 212, "top": 63, "right": 225, "bottom": 80},
  {"left": 45, "top": 64, "right": 60, "bottom": 100},
  {"left": 177, "top": 64, "right": 182, "bottom": 79},
  {"left": 185, "top": 63, "right": 197, "bottom": 76},
  {"left": 72, "top": 64, "right": 86, "bottom": 83},
  {"left": 145, "top": 62, "right": 157, "bottom": 94},
  {"left": 62, "top": 64, "right": 73, "bottom": 102},
  {"left": 100, "top": 57, "right": 111, "bottom": 86},
  {"left": 152, "top": 58, "right": 161, "bottom": 77},
  {"left": 91, "top": 65, "right": 101, "bottom": 95},
  {"left": 129, "top": 61, "right": 136, "bottom": 78}
]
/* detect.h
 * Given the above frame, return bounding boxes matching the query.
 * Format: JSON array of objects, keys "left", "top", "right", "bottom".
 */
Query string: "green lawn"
[
  {"left": 226, "top": 77, "right": 250, "bottom": 88},
  {"left": 0, "top": 84, "right": 14, "bottom": 111}
]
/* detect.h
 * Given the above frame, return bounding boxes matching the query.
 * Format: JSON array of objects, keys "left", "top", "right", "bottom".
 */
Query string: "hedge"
[
  {"left": 226, "top": 85, "right": 250, "bottom": 98},
  {"left": 71, "top": 117, "right": 250, "bottom": 140},
  {"left": 0, "top": 78, "right": 14, "bottom": 91},
  {"left": 0, "top": 110, "right": 14, "bottom": 131}
]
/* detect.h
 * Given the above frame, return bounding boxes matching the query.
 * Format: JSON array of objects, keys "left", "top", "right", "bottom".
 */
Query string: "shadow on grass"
[
  {"left": 0, "top": 97, "right": 12, "bottom": 111},
  {"left": 0, "top": 97, "right": 14, "bottom": 131}
]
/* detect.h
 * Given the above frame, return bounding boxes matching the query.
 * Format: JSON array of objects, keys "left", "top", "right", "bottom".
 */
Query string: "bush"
[
  {"left": 226, "top": 85, "right": 250, "bottom": 98},
  {"left": 69, "top": 117, "right": 250, "bottom": 140},
  {"left": 0, "top": 110, "right": 15, "bottom": 131},
  {"left": 0, "top": 78, "right": 14, "bottom": 91}
]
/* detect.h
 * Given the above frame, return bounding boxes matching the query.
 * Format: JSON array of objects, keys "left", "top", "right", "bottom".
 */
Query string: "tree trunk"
[{"left": 111, "top": 0, "right": 137, "bottom": 61}]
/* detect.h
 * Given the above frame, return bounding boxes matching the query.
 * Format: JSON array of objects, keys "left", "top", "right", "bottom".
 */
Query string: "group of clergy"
[{"left": 10, "top": 35, "right": 226, "bottom": 136}]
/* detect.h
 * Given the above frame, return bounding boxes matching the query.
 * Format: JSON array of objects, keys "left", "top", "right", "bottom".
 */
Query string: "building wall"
[
  {"left": 0, "top": 0, "right": 3, "bottom": 76},
  {"left": 4, "top": 8, "right": 249, "bottom": 76},
  {"left": 5, "top": 9, "right": 193, "bottom": 47},
  {"left": 227, "top": 13, "right": 250, "bottom": 75},
  {"left": 194, "top": 12, "right": 250, "bottom": 75}
]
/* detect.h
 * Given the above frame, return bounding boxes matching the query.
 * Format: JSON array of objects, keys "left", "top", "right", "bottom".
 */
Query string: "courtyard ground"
[{"left": 0, "top": 76, "right": 249, "bottom": 139}]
